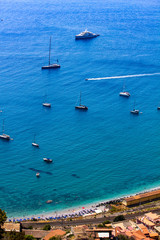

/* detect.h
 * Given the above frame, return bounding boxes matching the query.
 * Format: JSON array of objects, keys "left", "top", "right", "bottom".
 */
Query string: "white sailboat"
[
  {"left": 42, "top": 95, "right": 51, "bottom": 107},
  {"left": 119, "top": 84, "right": 130, "bottom": 97},
  {"left": 42, "top": 36, "right": 60, "bottom": 69},
  {"left": 75, "top": 92, "right": 88, "bottom": 110},
  {"left": 32, "top": 134, "right": 39, "bottom": 147},
  {"left": 130, "top": 101, "right": 139, "bottom": 114},
  {"left": 0, "top": 120, "right": 11, "bottom": 140}
]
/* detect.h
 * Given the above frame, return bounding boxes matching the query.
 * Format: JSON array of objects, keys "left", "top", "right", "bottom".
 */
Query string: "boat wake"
[{"left": 85, "top": 72, "right": 160, "bottom": 81}]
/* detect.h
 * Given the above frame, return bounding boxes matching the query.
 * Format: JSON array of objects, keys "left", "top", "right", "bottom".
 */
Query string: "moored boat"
[
  {"left": 32, "top": 135, "right": 39, "bottom": 147},
  {"left": 119, "top": 84, "right": 130, "bottom": 97},
  {"left": 42, "top": 36, "right": 60, "bottom": 69},
  {"left": 42, "top": 103, "right": 51, "bottom": 107},
  {"left": 0, "top": 120, "right": 11, "bottom": 140},
  {"left": 75, "top": 29, "right": 99, "bottom": 40},
  {"left": 36, "top": 172, "right": 40, "bottom": 177},
  {"left": 75, "top": 92, "right": 88, "bottom": 110},
  {"left": 43, "top": 158, "right": 52, "bottom": 162}
]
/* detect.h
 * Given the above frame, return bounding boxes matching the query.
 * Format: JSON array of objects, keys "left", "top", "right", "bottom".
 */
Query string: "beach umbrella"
[
  {"left": 23, "top": 219, "right": 26, "bottom": 221},
  {"left": 82, "top": 207, "right": 85, "bottom": 209},
  {"left": 8, "top": 219, "right": 11, "bottom": 222},
  {"left": 13, "top": 219, "right": 15, "bottom": 222},
  {"left": 27, "top": 218, "right": 30, "bottom": 220}
]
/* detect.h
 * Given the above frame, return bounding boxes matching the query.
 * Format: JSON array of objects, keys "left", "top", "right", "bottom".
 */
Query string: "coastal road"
[{"left": 21, "top": 208, "right": 160, "bottom": 229}]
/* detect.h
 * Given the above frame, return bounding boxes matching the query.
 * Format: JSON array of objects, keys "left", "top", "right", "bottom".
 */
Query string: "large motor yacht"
[{"left": 75, "top": 29, "right": 99, "bottom": 39}]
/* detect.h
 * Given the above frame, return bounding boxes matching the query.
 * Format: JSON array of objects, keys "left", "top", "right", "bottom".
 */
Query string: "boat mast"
[
  {"left": 80, "top": 92, "right": 81, "bottom": 106},
  {"left": 2, "top": 119, "right": 4, "bottom": 134},
  {"left": 49, "top": 37, "right": 51, "bottom": 66}
]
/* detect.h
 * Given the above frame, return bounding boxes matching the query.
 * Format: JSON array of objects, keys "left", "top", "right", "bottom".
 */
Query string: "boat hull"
[
  {"left": 0, "top": 134, "right": 10, "bottom": 140},
  {"left": 119, "top": 92, "right": 130, "bottom": 97},
  {"left": 43, "top": 103, "right": 51, "bottom": 107},
  {"left": 75, "top": 106, "right": 88, "bottom": 110},
  {"left": 42, "top": 64, "right": 60, "bottom": 69},
  {"left": 32, "top": 143, "right": 39, "bottom": 147},
  {"left": 130, "top": 110, "right": 139, "bottom": 114},
  {"left": 75, "top": 34, "right": 99, "bottom": 40}
]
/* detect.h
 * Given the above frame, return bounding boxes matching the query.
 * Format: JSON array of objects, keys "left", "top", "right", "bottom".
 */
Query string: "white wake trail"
[{"left": 85, "top": 73, "right": 160, "bottom": 81}]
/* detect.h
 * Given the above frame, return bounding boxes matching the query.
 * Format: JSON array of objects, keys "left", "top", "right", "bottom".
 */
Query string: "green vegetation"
[
  {"left": 118, "top": 234, "right": 134, "bottom": 240},
  {"left": 113, "top": 215, "right": 125, "bottom": 222},
  {"left": 0, "top": 210, "right": 7, "bottom": 226},
  {"left": 27, "top": 226, "right": 33, "bottom": 230},
  {"left": 97, "top": 220, "right": 111, "bottom": 228},
  {"left": 49, "top": 236, "right": 62, "bottom": 240},
  {"left": 25, "top": 235, "right": 36, "bottom": 240},
  {"left": 43, "top": 224, "right": 51, "bottom": 231}
]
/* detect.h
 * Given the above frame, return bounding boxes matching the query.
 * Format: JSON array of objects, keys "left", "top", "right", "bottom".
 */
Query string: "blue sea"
[{"left": 1, "top": 0, "right": 160, "bottom": 218}]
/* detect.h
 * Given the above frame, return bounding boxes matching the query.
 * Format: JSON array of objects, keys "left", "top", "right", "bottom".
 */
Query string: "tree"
[
  {"left": 49, "top": 236, "right": 62, "bottom": 240},
  {"left": 0, "top": 209, "right": 7, "bottom": 239},
  {"left": 3, "top": 231, "right": 25, "bottom": 240},
  {"left": 0, "top": 209, "right": 7, "bottom": 226},
  {"left": 43, "top": 224, "right": 51, "bottom": 231},
  {"left": 113, "top": 215, "right": 125, "bottom": 222},
  {"left": 25, "top": 235, "right": 36, "bottom": 240},
  {"left": 118, "top": 234, "right": 134, "bottom": 240}
]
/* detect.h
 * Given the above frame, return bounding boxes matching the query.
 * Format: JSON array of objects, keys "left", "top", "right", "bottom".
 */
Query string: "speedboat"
[
  {"left": 130, "top": 109, "right": 139, "bottom": 114},
  {"left": 32, "top": 142, "right": 39, "bottom": 147},
  {"left": 43, "top": 158, "right": 52, "bottom": 162},
  {"left": 75, "top": 105, "right": 88, "bottom": 110},
  {"left": 36, "top": 172, "right": 40, "bottom": 177},
  {"left": 75, "top": 29, "right": 99, "bottom": 39},
  {"left": 42, "top": 103, "right": 51, "bottom": 107},
  {"left": 119, "top": 91, "right": 130, "bottom": 97}
]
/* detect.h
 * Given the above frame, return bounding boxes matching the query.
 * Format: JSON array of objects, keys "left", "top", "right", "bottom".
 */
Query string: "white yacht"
[{"left": 75, "top": 29, "right": 99, "bottom": 39}]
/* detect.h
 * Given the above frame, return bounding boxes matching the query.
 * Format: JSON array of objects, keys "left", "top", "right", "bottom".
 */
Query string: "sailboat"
[
  {"left": 75, "top": 92, "right": 88, "bottom": 110},
  {"left": 130, "top": 101, "right": 139, "bottom": 114},
  {"left": 42, "top": 37, "right": 60, "bottom": 69},
  {"left": 119, "top": 84, "right": 130, "bottom": 97},
  {"left": 0, "top": 120, "right": 11, "bottom": 140},
  {"left": 42, "top": 94, "right": 51, "bottom": 108},
  {"left": 32, "top": 134, "right": 39, "bottom": 147}
]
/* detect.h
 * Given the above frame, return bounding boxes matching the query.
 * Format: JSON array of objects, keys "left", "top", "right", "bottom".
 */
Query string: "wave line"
[{"left": 85, "top": 73, "right": 160, "bottom": 81}]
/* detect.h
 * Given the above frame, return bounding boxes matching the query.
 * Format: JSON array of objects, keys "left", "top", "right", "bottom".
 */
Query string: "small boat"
[
  {"left": 157, "top": 106, "right": 160, "bottom": 110},
  {"left": 75, "top": 92, "right": 88, "bottom": 110},
  {"left": 119, "top": 84, "right": 130, "bottom": 97},
  {"left": 43, "top": 158, "right": 52, "bottom": 162},
  {"left": 36, "top": 172, "right": 40, "bottom": 177},
  {"left": 130, "top": 109, "right": 139, "bottom": 114},
  {"left": 32, "top": 134, "right": 39, "bottom": 148},
  {"left": 46, "top": 200, "right": 53, "bottom": 204},
  {"left": 42, "top": 103, "right": 51, "bottom": 107},
  {"left": 0, "top": 120, "right": 11, "bottom": 140},
  {"left": 42, "top": 94, "right": 51, "bottom": 108},
  {"left": 130, "top": 101, "right": 139, "bottom": 114},
  {"left": 42, "top": 37, "right": 60, "bottom": 69},
  {"left": 75, "top": 29, "right": 99, "bottom": 40}
]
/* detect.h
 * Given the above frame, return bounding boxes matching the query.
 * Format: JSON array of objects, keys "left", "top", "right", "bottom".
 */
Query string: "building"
[{"left": 122, "top": 190, "right": 160, "bottom": 207}]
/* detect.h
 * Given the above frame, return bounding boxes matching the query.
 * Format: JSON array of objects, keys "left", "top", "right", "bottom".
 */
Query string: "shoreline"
[{"left": 8, "top": 185, "right": 160, "bottom": 221}]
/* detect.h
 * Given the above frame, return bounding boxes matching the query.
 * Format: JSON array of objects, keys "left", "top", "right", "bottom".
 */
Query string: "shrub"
[
  {"left": 43, "top": 224, "right": 51, "bottom": 231},
  {"left": 25, "top": 235, "right": 36, "bottom": 240},
  {"left": 113, "top": 215, "right": 125, "bottom": 222}
]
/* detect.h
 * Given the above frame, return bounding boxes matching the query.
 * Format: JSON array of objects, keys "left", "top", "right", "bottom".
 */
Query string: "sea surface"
[{"left": 1, "top": 0, "right": 160, "bottom": 218}]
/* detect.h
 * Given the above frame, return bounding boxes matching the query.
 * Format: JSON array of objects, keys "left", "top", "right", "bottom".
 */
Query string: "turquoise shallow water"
[{"left": 1, "top": 0, "right": 160, "bottom": 217}]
